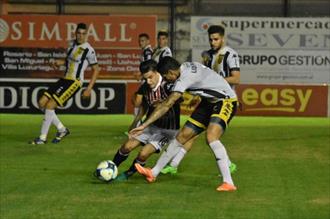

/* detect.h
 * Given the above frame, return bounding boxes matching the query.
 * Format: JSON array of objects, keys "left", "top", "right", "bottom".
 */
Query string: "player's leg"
[
  {"left": 38, "top": 95, "right": 49, "bottom": 110},
  {"left": 162, "top": 102, "right": 208, "bottom": 174},
  {"left": 135, "top": 126, "right": 198, "bottom": 182},
  {"left": 114, "top": 125, "right": 153, "bottom": 170},
  {"left": 135, "top": 100, "right": 209, "bottom": 181},
  {"left": 161, "top": 135, "right": 198, "bottom": 175},
  {"left": 117, "top": 143, "right": 157, "bottom": 181},
  {"left": 206, "top": 123, "right": 235, "bottom": 190},
  {"left": 50, "top": 79, "right": 80, "bottom": 143},
  {"left": 50, "top": 107, "right": 70, "bottom": 144},
  {"left": 207, "top": 99, "right": 237, "bottom": 191},
  {"left": 39, "top": 94, "right": 66, "bottom": 134},
  {"left": 113, "top": 138, "right": 142, "bottom": 167},
  {"left": 30, "top": 96, "right": 58, "bottom": 144}
]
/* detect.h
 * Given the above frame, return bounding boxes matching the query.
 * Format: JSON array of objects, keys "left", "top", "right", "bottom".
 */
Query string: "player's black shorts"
[
  {"left": 44, "top": 78, "right": 81, "bottom": 107},
  {"left": 185, "top": 98, "right": 237, "bottom": 133}
]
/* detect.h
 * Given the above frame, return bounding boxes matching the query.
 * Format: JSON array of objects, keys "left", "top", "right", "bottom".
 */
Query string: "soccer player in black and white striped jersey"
[
  {"left": 29, "top": 23, "right": 99, "bottom": 145},
  {"left": 202, "top": 25, "right": 240, "bottom": 89},
  {"left": 112, "top": 59, "right": 194, "bottom": 181},
  {"left": 152, "top": 31, "right": 172, "bottom": 63}
]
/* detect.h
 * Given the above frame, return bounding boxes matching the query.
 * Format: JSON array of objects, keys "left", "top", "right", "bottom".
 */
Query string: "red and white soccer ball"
[{"left": 95, "top": 160, "right": 118, "bottom": 182}]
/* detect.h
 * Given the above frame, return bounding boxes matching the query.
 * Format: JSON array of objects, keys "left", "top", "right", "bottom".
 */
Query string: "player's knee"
[
  {"left": 205, "top": 130, "right": 223, "bottom": 144},
  {"left": 38, "top": 98, "right": 47, "bottom": 109},
  {"left": 137, "top": 151, "right": 149, "bottom": 161},
  {"left": 119, "top": 146, "right": 131, "bottom": 154},
  {"left": 176, "top": 129, "right": 194, "bottom": 144}
]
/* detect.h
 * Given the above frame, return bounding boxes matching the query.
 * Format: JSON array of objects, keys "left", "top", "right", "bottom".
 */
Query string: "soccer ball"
[{"left": 95, "top": 160, "right": 118, "bottom": 182}]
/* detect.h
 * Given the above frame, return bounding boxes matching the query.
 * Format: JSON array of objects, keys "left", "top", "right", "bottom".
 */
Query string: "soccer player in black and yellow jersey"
[{"left": 29, "top": 23, "right": 99, "bottom": 144}]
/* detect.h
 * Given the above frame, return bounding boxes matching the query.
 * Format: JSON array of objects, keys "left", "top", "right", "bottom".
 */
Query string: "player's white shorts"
[{"left": 134, "top": 125, "right": 178, "bottom": 152}]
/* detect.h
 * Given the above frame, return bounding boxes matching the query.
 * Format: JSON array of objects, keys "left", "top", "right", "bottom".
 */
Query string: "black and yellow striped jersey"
[
  {"left": 202, "top": 46, "right": 240, "bottom": 79},
  {"left": 64, "top": 41, "right": 98, "bottom": 82}
]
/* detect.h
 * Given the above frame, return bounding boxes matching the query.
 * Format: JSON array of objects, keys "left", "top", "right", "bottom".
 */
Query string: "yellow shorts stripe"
[
  {"left": 44, "top": 92, "right": 52, "bottom": 99},
  {"left": 211, "top": 99, "right": 235, "bottom": 126},
  {"left": 187, "top": 117, "right": 206, "bottom": 129},
  {"left": 54, "top": 79, "right": 81, "bottom": 107}
]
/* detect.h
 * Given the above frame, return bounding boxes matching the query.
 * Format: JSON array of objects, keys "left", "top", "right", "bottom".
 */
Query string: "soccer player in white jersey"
[
  {"left": 29, "top": 23, "right": 99, "bottom": 145},
  {"left": 161, "top": 25, "right": 240, "bottom": 175},
  {"left": 152, "top": 31, "right": 172, "bottom": 63},
  {"left": 131, "top": 57, "right": 238, "bottom": 192}
]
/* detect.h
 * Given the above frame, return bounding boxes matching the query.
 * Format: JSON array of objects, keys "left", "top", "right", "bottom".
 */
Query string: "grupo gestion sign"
[{"left": 191, "top": 17, "right": 330, "bottom": 85}]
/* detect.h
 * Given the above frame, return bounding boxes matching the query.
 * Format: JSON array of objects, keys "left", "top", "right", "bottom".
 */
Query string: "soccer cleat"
[
  {"left": 160, "top": 165, "right": 178, "bottom": 175},
  {"left": 113, "top": 172, "right": 129, "bottom": 182},
  {"left": 29, "top": 137, "right": 46, "bottom": 145},
  {"left": 52, "top": 128, "right": 70, "bottom": 144},
  {"left": 134, "top": 163, "right": 156, "bottom": 183},
  {"left": 216, "top": 182, "right": 237, "bottom": 192}
]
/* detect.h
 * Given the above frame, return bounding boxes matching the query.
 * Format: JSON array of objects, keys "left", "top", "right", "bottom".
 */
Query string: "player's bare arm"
[
  {"left": 83, "top": 64, "right": 100, "bottom": 98},
  {"left": 224, "top": 70, "right": 240, "bottom": 85},
  {"left": 50, "top": 59, "right": 65, "bottom": 69},
  {"left": 129, "top": 92, "right": 182, "bottom": 136},
  {"left": 132, "top": 94, "right": 143, "bottom": 107},
  {"left": 128, "top": 105, "right": 146, "bottom": 132}
]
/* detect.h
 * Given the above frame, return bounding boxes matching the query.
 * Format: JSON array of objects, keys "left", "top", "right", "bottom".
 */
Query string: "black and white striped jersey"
[
  {"left": 141, "top": 45, "right": 153, "bottom": 62},
  {"left": 64, "top": 41, "right": 97, "bottom": 82},
  {"left": 202, "top": 46, "right": 240, "bottom": 79},
  {"left": 136, "top": 78, "right": 180, "bottom": 130},
  {"left": 152, "top": 46, "right": 172, "bottom": 63}
]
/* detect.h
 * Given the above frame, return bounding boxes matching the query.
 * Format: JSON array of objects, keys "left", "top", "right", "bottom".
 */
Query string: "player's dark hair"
[
  {"left": 140, "top": 59, "right": 158, "bottom": 74},
  {"left": 139, "top": 33, "right": 150, "bottom": 39},
  {"left": 207, "top": 25, "right": 225, "bottom": 36},
  {"left": 157, "top": 57, "right": 180, "bottom": 75},
  {"left": 76, "top": 23, "right": 87, "bottom": 31},
  {"left": 157, "top": 31, "right": 168, "bottom": 38}
]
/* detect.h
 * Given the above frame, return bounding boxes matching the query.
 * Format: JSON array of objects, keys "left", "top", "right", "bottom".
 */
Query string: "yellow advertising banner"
[{"left": 236, "top": 84, "right": 328, "bottom": 116}]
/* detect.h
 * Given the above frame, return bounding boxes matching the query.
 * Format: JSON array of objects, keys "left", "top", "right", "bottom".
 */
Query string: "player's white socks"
[
  {"left": 151, "top": 139, "right": 182, "bottom": 177},
  {"left": 52, "top": 112, "right": 65, "bottom": 132},
  {"left": 39, "top": 109, "right": 55, "bottom": 140},
  {"left": 209, "top": 140, "right": 234, "bottom": 185},
  {"left": 170, "top": 147, "right": 187, "bottom": 168}
]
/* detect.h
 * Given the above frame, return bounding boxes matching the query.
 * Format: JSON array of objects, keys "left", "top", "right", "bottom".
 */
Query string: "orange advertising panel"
[
  {"left": 0, "top": 15, "right": 156, "bottom": 48},
  {"left": 236, "top": 84, "right": 328, "bottom": 117},
  {"left": 0, "top": 15, "right": 156, "bottom": 78}
]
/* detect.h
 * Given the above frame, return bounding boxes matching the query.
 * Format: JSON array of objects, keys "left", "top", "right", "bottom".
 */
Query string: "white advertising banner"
[{"left": 191, "top": 17, "right": 330, "bottom": 84}]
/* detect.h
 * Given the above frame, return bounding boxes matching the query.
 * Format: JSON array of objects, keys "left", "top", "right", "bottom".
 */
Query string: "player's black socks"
[
  {"left": 125, "top": 159, "right": 145, "bottom": 177},
  {"left": 113, "top": 149, "right": 129, "bottom": 167}
]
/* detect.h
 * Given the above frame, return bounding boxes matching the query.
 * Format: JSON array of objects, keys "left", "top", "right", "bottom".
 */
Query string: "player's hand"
[
  {"left": 50, "top": 59, "right": 61, "bottom": 70},
  {"left": 129, "top": 125, "right": 145, "bottom": 137},
  {"left": 82, "top": 89, "right": 91, "bottom": 99}
]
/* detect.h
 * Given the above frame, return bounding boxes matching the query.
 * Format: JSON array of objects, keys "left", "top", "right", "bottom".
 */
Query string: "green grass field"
[{"left": 0, "top": 114, "right": 329, "bottom": 219}]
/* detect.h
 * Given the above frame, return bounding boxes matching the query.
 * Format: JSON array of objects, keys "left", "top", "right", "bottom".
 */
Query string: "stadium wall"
[{"left": 0, "top": 7, "right": 329, "bottom": 117}]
